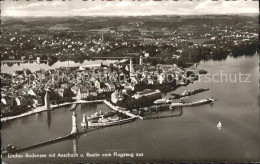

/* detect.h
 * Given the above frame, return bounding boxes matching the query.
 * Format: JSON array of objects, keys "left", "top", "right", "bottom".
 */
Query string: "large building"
[
  {"left": 76, "top": 87, "right": 89, "bottom": 100},
  {"left": 111, "top": 90, "right": 124, "bottom": 104}
]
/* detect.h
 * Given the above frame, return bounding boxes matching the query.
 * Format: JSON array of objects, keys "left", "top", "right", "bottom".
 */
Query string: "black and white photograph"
[{"left": 0, "top": 0, "right": 259, "bottom": 163}]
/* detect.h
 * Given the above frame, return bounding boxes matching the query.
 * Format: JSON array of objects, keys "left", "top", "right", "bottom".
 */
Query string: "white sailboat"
[{"left": 217, "top": 121, "right": 222, "bottom": 129}]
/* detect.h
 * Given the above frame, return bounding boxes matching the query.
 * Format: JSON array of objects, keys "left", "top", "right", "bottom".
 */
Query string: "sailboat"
[{"left": 217, "top": 121, "right": 222, "bottom": 128}]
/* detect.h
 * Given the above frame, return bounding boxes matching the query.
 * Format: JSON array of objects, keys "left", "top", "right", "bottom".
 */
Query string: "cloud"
[
  {"left": 1, "top": 0, "right": 258, "bottom": 17},
  {"left": 105, "top": 2, "right": 113, "bottom": 7},
  {"left": 87, "top": 6, "right": 103, "bottom": 11},
  {"left": 115, "top": 1, "right": 134, "bottom": 8},
  {"left": 194, "top": 0, "right": 258, "bottom": 14},
  {"left": 140, "top": 1, "right": 157, "bottom": 7},
  {"left": 8, "top": 1, "right": 65, "bottom": 10}
]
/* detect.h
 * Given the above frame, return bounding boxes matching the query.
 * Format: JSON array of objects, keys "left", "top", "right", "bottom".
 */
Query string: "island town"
[
  {"left": 1, "top": 54, "right": 210, "bottom": 118},
  {"left": 1, "top": 54, "right": 215, "bottom": 155},
  {"left": 1, "top": 14, "right": 258, "bottom": 158}
]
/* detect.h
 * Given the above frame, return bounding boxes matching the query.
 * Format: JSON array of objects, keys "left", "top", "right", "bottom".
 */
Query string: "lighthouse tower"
[
  {"left": 71, "top": 112, "right": 78, "bottom": 134},
  {"left": 45, "top": 90, "right": 50, "bottom": 110},
  {"left": 81, "top": 114, "right": 88, "bottom": 129}
]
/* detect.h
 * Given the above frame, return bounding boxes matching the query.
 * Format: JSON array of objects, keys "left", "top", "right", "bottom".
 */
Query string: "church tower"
[
  {"left": 129, "top": 58, "right": 135, "bottom": 77},
  {"left": 77, "top": 88, "right": 82, "bottom": 100},
  {"left": 71, "top": 112, "right": 78, "bottom": 135},
  {"left": 45, "top": 90, "right": 50, "bottom": 110},
  {"left": 139, "top": 55, "right": 143, "bottom": 66}
]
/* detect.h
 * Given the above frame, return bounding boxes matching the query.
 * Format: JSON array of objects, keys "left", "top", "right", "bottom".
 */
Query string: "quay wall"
[{"left": 1, "top": 100, "right": 104, "bottom": 122}]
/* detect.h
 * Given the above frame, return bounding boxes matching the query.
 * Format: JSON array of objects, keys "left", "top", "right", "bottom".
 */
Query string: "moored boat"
[
  {"left": 108, "top": 116, "right": 119, "bottom": 121},
  {"left": 154, "top": 98, "right": 172, "bottom": 104},
  {"left": 98, "top": 116, "right": 110, "bottom": 123},
  {"left": 171, "top": 88, "right": 210, "bottom": 99},
  {"left": 170, "top": 98, "right": 214, "bottom": 107},
  {"left": 87, "top": 112, "right": 101, "bottom": 120},
  {"left": 181, "top": 90, "right": 195, "bottom": 96},
  {"left": 199, "top": 70, "right": 207, "bottom": 74},
  {"left": 86, "top": 109, "right": 103, "bottom": 120},
  {"left": 88, "top": 117, "right": 136, "bottom": 127},
  {"left": 103, "top": 111, "right": 116, "bottom": 117}
]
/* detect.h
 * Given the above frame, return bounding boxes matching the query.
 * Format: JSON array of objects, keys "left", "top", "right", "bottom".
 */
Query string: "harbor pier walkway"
[
  {"left": 103, "top": 100, "right": 143, "bottom": 120},
  {"left": 1, "top": 134, "right": 72, "bottom": 157},
  {"left": 1, "top": 127, "right": 104, "bottom": 157}
]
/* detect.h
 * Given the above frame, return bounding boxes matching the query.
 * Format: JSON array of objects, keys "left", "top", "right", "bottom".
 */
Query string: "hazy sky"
[{"left": 1, "top": 0, "right": 259, "bottom": 17}]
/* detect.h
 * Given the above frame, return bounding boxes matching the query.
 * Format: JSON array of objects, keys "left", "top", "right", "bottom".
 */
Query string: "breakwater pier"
[
  {"left": 1, "top": 100, "right": 139, "bottom": 156},
  {"left": 1, "top": 99, "right": 182, "bottom": 156},
  {"left": 1, "top": 134, "right": 72, "bottom": 157},
  {"left": 143, "top": 108, "right": 183, "bottom": 120},
  {"left": 1, "top": 120, "right": 102, "bottom": 157}
]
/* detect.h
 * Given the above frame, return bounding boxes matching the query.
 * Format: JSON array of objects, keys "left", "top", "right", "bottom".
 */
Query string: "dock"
[
  {"left": 171, "top": 88, "right": 210, "bottom": 99},
  {"left": 143, "top": 108, "right": 183, "bottom": 120},
  {"left": 170, "top": 98, "right": 214, "bottom": 107},
  {"left": 103, "top": 100, "right": 143, "bottom": 120}
]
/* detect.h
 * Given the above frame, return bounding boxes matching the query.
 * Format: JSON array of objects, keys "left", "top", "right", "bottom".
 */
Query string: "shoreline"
[
  {"left": 1, "top": 99, "right": 141, "bottom": 122},
  {"left": 1, "top": 100, "right": 104, "bottom": 122}
]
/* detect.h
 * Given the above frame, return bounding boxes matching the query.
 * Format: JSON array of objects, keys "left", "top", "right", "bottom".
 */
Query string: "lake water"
[
  {"left": 1, "top": 54, "right": 259, "bottom": 163},
  {"left": 1, "top": 59, "right": 117, "bottom": 74}
]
